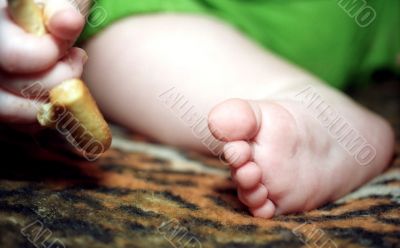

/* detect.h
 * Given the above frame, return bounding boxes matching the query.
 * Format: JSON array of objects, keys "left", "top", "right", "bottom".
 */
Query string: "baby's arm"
[{"left": 0, "top": 0, "right": 88, "bottom": 123}]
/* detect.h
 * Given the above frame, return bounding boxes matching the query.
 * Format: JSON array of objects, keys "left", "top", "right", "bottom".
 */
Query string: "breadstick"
[
  {"left": 8, "top": 0, "right": 112, "bottom": 156},
  {"left": 7, "top": 0, "right": 46, "bottom": 35},
  {"left": 37, "top": 79, "right": 112, "bottom": 155}
]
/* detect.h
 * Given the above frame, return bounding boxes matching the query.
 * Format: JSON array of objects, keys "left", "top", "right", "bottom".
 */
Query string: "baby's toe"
[
  {"left": 208, "top": 99, "right": 261, "bottom": 142},
  {"left": 250, "top": 199, "right": 276, "bottom": 219},
  {"left": 233, "top": 162, "right": 261, "bottom": 189},
  {"left": 238, "top": 183, "right": 268, "bottom": 208},
  {"left": 223, "top": 141, "right": 252, "bottom": 168}
]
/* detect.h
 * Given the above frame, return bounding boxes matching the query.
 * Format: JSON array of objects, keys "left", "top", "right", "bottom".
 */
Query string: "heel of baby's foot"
[
  {"left": 376, "top": 117, "right": 396, "bottom": 170},
  {"left": 362, "top": 114, "right": 396, "bottom": 171}
]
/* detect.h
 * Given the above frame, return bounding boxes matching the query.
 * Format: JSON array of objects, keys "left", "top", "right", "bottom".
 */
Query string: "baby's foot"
[{"left": 208, "top": 98, "right": 394, "bottom": 218}]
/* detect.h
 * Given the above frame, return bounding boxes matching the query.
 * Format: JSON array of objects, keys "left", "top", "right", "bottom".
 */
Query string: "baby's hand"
[{"left": 0, "top": 0, "right": 87, "bottom": 123}]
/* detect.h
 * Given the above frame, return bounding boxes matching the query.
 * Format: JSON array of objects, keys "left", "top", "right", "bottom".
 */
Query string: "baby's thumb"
[{"left": 44, "top": 0, "right": 85, "bottom": 41}]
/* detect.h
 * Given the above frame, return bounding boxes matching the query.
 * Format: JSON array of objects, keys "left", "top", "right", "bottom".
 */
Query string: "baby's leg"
[
  {"left": 82, "top": 14, "right": 394, "bottom": 217},
  {"left": 82, "top": 14, "right": 314, "bottom": 151}
]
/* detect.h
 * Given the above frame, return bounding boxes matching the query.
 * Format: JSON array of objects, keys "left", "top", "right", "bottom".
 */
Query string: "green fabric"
[{"left": 80, "top": 0, "right": 399, "bottom": 89}]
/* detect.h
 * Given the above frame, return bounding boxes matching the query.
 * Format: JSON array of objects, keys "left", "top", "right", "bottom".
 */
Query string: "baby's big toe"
[{"left": 208, "top": 99, "right": 261, "bottom": 142}]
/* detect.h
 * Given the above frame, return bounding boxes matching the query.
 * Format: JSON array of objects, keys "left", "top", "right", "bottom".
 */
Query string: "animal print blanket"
[{"left": 0, "top": 79, "right": 399, "bottom": 248}]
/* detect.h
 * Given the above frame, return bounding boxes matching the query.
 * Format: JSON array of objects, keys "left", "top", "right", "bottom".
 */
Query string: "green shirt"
[{"left": 80, "top": 0, "right": 399, "bottom": 89}]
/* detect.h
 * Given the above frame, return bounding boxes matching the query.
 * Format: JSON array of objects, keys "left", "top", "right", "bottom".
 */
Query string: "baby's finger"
[
  {"left": 0, "top": 7, "right": 64, "bottom": 73},
  {"left": 0, "top": 87, "right": 39, "bottom": 123},
  {"left": 44, "top": 0, "right": 85, "bottom": 41},
  {"left": 0, "top": 47, "right": 87, "bottom": 95}
]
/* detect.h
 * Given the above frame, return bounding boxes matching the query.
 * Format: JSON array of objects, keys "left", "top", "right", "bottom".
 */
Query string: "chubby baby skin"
[{"left": 0, "top": 0, "right": 395, "bottom": 218}]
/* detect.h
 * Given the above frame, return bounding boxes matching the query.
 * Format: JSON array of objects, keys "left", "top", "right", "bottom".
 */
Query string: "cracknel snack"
[
  {"left": 37, "top": 79, "right": 112, "bottom": 156},
  {"left": 7, "top": 0, "right": 46, "bottom": 35},
  {"left": 8, "top": 0, "right": 112, "bottom": 156}
]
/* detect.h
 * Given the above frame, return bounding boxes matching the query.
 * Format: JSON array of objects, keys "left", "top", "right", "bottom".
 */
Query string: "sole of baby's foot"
[{"left": 208, "top": 98, "right": 394, "bottom": 218}]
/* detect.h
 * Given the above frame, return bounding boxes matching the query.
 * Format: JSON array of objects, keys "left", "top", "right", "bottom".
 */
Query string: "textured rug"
[{"left": 0, "top": 78, "right": 399, "bottom": 248}]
